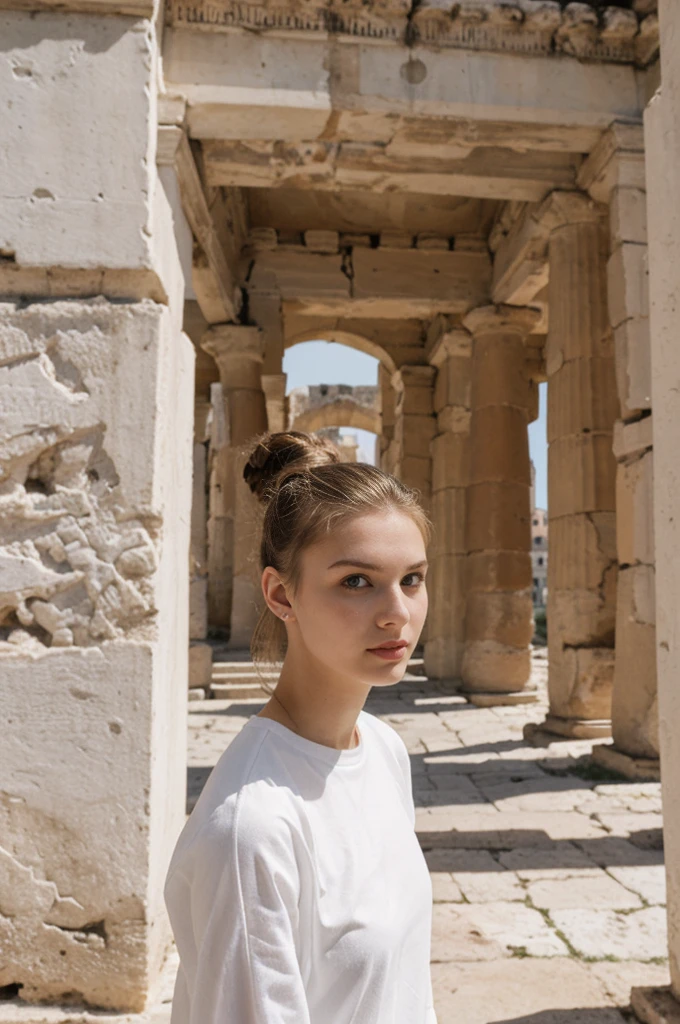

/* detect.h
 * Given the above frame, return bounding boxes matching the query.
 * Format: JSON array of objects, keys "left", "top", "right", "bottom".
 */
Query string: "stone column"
[
  {"left": 581, "top": 127, "right": 658, "bottom": 779},
  {"left": 206, "top": 381, "right": 232, "bottom": 634},
  {"left": 189, "top": 398, "right": 212, "bottom": 692},
  {"left": 460, "top": 306, "right": 538, "bottom": 705},
  {"left": 262, "top": 372, "right": 287, "bottom": 432},
  {"left": 201, "top": 326, "right": 268, "bottom": 650},
  {"left": 391, "top": 365, "right": 436, "bottom": 509},
  {"left": 0, "top": 10, "right": 194, "bottom": 1012},
  {"left": 424, "top": 317, "right": 472, "bottom": 684},
  {"left": 379, "top": 362, "right": 397, "bottom": 474},
  {"left": 540, "top": 194, "right": 619, "bottom": 739},
  {"left": 630, "top": 8, "right": 680, "bottom": 1014}
]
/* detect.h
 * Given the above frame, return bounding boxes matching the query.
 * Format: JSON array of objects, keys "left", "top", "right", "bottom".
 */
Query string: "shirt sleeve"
[
  {"left": 391, "top": 729, "right": 416, "bottom": 829},
  {"left": 167, "top": 794, "right": 311, "bottom": 1024}
]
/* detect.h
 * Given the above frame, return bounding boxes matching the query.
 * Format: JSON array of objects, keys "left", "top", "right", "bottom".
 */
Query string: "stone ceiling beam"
[
  {"left": 164, "top": 29, "right": 645, "bottom": 141},
  {"left": 203, "top": 140, "right": 581, "bottom": 203},
  {"left": 158, "top": 125, "right": 243, "bottom": 324},
  {"left": 248, "top": 246, "right": 491, "bottom": 320}
]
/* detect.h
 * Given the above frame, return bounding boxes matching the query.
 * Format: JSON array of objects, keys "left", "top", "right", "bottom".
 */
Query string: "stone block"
[
  {"left": 0, "top": 298, "right": 193, "bottom": 1008},
  {"left": 425, "top": 553, "right": 467, "bottom": 642},
  {"left": 616, "top": 448, "right": 655, "bottom": 566},
  {"left": 550, "top": 907, "right": 667, "bottom": 961},
  {"left": 465, "top": 590, "right": 534, "bottom": 648},
  {"left": 547, "top": 357, "right": 619, "bottom": 443},
  {"left": 394, "top": 413, "right": 436, "bottom": 459},
  {"left": 304, "top": 229, "right": 339, "bottom": 253},
  {"left": 437, "top": 405, "right": 471, "bottom": 434},
  {"left": 189, "top": 577, "right": 208, "bottom": 640},
  {"left": 431, "top": 432, "right": 470, "bottom": 492},
  {"left": 472, "top": 335, "right": 533, "bottom": 412},
  {"left": 614, "top": 316, "right": 652, "bottom": 413},
  {"left": 548, "top": 434, "right": 616, "bottom": 518},
  {"left": 424, "top": 635, "right": 465, "bottom": 681},
  {"left": 395, "top": 366, "right": 436, "bottom": 415},
  {"left": 467, "top": 551, "right": 532, "bottom": 593},
  {"left": 399, "top": 456, "right": 432, "bottom": 501},
  {"left": 612, "top": 414, "right": 653, "bottom": 461},
  {"left": 547, "top": 646, "right": 615, "bottom": 721},
  {"left": 430, "top": 487, "right": 466, "bottom": 556},
  {"left": 433, "top": 356, "right": 471, "bottom": 413},
  {"left": 549, "top": 584, "right": 617, "bottom": 648},
  {"left": 610, "top": 187, "right": 648, "bottom": 248},
  {"left": 467, "top": 482, "right": 531, "bottom": 553},
  {"left": 0, "top": 643, "right": 189, "bottom": 1011},
  {"left": 461, "top": 641, "right": 531, "bottom": 693},
  {"left": 0, "top": 12, "right": 162, "bottom": 275},
  {"left": 607, "top": 242, "right": 649, "bottom": 329},
  {"left": 548, "top": 512, "right": 616, "bottom": 591},
  {"left": 470, "top": 405, "right": 531, "bottom": 486},
  {"left": 189, "top": 641, "right": 213, "bottom": 689},
  {"left": 611, "top": 566, "right": 658, "bottom": 760}
]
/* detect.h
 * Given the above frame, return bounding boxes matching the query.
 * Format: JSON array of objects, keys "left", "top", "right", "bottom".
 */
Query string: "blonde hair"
[{"left": 243, "top": 431, "right": 431, "bottom": 669}]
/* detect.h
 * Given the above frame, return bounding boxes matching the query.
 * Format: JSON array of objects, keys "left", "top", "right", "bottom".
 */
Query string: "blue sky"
[{"left": 283, "top": 341, "right": 548, "bottom": 510}]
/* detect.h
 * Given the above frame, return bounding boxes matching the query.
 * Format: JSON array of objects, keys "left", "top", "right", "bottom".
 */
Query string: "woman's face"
[{"left": 289, "top": 509, "right": 429, "bottom": 687}]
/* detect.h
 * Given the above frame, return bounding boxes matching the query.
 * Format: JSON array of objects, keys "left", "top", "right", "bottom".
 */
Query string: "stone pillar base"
[
  {"left": 189, "top": 642, "right": 213, "bottom": 689},
  {"left": 462, "top": 687, "right": 538, "bottom": 708},
  {"left": 631, "top": 986, "right": 680, "bottom": 1023},
  {"left": 591, "top": 743, "right": 661, "bottom": 782},
  {"left": 525, "top": 716, "right": 612, "bottom": 742}
]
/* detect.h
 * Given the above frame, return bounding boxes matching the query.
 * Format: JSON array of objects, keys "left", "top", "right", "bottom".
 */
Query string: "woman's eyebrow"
[{"left": 327, "top": 559, "right": 428, "bottom": 571}]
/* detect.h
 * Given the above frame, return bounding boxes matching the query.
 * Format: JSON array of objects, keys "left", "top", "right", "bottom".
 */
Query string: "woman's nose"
[{"left": 376, "top": 585, "right": 410, "bottom": 628}]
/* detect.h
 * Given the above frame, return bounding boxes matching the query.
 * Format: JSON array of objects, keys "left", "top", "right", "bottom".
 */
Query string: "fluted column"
[
  {"left": 202, "top": 326, "right": 267, "bottom": 649},
  {"left": 541, "top": 195, "right": 619, "bottom": 739},
  {"left": 424, "top": 317, "right": 472, "bottom": 684},
  {"left": 460, "top": 305, "right": 538, "bottom": 704}
]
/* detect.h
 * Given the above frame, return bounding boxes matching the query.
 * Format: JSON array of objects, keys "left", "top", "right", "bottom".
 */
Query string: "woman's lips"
[{"left": 366, "top": 642, "right": 408, "bottom": 661}]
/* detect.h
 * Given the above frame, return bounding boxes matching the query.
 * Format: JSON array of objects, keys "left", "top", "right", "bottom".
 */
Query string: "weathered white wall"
[
  {"left": 645, "top": 0, "right": 680, "bottom": 997},
  {"left": 0, "top": 6, "right": 195, "bottom": 1013}
]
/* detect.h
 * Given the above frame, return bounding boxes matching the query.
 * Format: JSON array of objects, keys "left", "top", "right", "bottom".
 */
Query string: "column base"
[
  {"left": 631, "top": 986, "right": 680, "bottom": 1023},
  {"left": 591, "top": 743, "right": 661, "bottom": 782},
  {"left": 524, "top": 715, "right": 612, "bottom": 744},
  {"left": 462, "top": 686, "right": 539, "bottom": 708}
]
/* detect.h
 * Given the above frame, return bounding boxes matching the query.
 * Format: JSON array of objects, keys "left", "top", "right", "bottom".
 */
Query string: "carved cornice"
[{"left": 166, "top": 0, "right": 659, "bottom": 68}]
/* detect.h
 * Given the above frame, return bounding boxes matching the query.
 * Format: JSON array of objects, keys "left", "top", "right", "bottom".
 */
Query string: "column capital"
[
  {"left": 201, "top": 325, "right": 265, "bottom": 375},
  {"left": 577, "top": 122, "right": 646, "bottom": 203},
  {"left": 463, "top": 305, "right": 540, "bottom": 339},
  {"left": 536, "top": 190, "right": 605, "bottom": 234},
  {"left": 426, "top": 315, "right": 472, "bottom": 366}
]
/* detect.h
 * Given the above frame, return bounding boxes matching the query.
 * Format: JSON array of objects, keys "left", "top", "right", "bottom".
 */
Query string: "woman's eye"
[
  {"left": 343, "top": 574, "right": 369, "bottom": 589},
  {"left": 402, "top": 572, "right": 425, "bottom": 588}
]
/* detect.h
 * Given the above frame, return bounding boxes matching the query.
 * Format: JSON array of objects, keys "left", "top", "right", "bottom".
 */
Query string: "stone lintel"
[
  {"left": 201, "top": 325, "right": 265, "bottom": 377},
  {"left": 1, "top": 0, "right": 154, "bottom": 16},
  {"left": 577, "top": 121, "right": 647, "bottom": 203},
  {"left": 463, "top": 304, "right": 540, "bottom": 340}
]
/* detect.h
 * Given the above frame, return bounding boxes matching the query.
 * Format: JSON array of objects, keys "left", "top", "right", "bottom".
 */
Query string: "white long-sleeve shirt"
[{"left": 164, "top": 707, "right": 438, "bottom": 1023}]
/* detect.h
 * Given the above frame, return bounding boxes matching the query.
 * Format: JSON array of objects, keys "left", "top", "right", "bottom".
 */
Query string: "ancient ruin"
[{"left": 2, "top": 0, "right": 680, "bottom": 1018}]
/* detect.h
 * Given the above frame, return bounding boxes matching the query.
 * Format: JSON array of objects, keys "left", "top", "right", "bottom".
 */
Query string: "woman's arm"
[{"left": 166, "top": 796, "right": 311, "bottom": 1024}]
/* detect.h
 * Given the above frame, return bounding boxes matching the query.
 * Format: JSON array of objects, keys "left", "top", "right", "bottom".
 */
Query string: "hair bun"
[{"left": 243, "top": 431, "right": 340, "bottom": 502}]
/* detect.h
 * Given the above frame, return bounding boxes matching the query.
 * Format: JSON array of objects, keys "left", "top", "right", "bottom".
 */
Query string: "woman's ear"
[{"left": 261, "top": 566, "right": 295, "bottom": 622}]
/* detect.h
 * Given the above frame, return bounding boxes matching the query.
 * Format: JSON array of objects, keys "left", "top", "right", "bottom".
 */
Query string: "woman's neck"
[{"left": 258, "top": 645, "right": 368, "bottom": 751}]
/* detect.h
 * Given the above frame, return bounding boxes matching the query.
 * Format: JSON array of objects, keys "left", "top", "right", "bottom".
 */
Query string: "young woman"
[{"left": 164, "top": 431, "right": 438, "bottom": 1023}]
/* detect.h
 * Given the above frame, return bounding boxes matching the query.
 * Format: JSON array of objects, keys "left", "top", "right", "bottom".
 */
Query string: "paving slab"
[{"left": 550, "top": 906, "right": 668, "bottom": 960}]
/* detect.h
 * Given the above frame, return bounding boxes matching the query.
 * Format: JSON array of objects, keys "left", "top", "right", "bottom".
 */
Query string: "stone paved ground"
[
  {"left": 186, "top": 648, "right": 670, "bottom": 1023},
  {"left": 3, "top": 650, "right": 668, "bottom": 1024}
]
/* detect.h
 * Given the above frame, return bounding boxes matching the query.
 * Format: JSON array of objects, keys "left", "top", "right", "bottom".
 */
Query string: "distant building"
[{"left": 531, "top": 508, "right": 548, "bottom": 607}]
